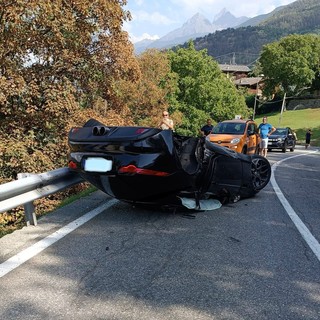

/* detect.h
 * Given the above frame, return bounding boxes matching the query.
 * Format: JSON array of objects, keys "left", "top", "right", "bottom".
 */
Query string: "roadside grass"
[
  {"left": 56, "top": 185, "right": 97, "bottom": 209},
  {"left": 255, "top": 108, "right": 320, "bottom": 147}
]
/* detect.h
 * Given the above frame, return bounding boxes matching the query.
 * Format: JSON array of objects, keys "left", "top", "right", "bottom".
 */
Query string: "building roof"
[
  {"left": 234, "top": 77, "right": 263, "bottom": 86},
  {"left": 219, "top": 64, "right": 251, "bottom": 73}
]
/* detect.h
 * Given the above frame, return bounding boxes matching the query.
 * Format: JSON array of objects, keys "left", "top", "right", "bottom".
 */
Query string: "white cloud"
[
  {"left": 131, "top": 10, "right": 175, "bottom": 25},
  {"left": 129, "top": 33, "right": 160, "bottom": 43}
]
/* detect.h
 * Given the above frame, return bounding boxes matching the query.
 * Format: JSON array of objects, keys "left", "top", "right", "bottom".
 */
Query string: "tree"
[
  {"left": 114, "top": 49, "right": 179, "bottom": 127},
  {"left": 259, "top": 34, "right": 320, "bottom": 97},
  {"left": 168, "top": 42, "right": 248, "bottom": 135},
  {"left": 0, "top": 0, "right": 140, "bottom": 180}
]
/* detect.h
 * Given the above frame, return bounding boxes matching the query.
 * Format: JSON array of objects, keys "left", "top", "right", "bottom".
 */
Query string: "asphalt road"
[{"left": 0, "top": 145, "right": 319, "bottom": 320}]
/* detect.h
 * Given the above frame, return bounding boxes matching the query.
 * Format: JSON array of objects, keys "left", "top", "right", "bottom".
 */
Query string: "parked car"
[
  {"left": 207, "top": 119, "right": 260, "bottom": 155},
  {"left": 268, "top": 127, "right": 296, "bottom": 153},
  {"left": 67, "top": 119, "right": 271, "bottom": 210}
]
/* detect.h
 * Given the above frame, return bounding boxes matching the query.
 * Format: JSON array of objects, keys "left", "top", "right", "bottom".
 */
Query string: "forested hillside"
[
  {"left": 260, "top": 0, "right": 320, "bottom": 32},
  {"left": 190, "top": 0, "right": 320, "bottom": 65}
]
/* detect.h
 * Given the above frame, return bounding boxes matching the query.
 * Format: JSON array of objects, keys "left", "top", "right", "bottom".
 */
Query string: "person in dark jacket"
[
  {"left": 305, "top": 129, "right": 312, "bottom": 149},
  {"left": 200, "top": 119, "right": 213, "bottom": 136}
]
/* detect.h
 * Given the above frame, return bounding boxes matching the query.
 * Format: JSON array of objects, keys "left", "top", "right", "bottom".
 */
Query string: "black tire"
[
  {"left": 83, "top": 118, "right": 105, "bottom": 127},
  {"left": 290, "top": 143, "right": 295, "bottom": 152},
  {"left": 282, "top": 141, "right": 287, "bottom": 153},
  {"left": 241, "top": 146, "right": 247, "bottom": 154},
  {"left": 268, "top": 148, "right": 271, "bottom": 152},
  {"left": 251, "top": 155, "right": 271, "bottom": 192}
]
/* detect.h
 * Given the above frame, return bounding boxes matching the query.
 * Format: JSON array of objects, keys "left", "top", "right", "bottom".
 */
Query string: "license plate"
[
  {"left": 84, "top": 158, "right": 112, "bottom": 172},
  {"left": 268, "top": 142, "right": 272, "bottom": 145}
]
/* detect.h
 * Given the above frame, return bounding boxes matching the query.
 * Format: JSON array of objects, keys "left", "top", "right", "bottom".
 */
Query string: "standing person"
[
  {"left": 159, "top": 110, "right": 174, "bottom": 130},
  {"left": 200, "top": 119, "right": 214, "bottom": 136},
  {"left": 258, "top": 116, "right": 276, "bottom": 158},
  {"left": 292, "top": 130, "right": 298, "bottom": 141},
  {"left": 305, "top": 129, "right": 312, "bottom": 149}
]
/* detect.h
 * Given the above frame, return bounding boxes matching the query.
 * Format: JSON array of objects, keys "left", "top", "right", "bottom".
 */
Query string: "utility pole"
[
  {"left": 252, "top": 81, "right": 260, "bottom": 120},
  {"left": 253, "top": 96, "right": 258, "bottom": 120},
  {"left": 278, "top": 92, "right": 286, "bottom": 126}
]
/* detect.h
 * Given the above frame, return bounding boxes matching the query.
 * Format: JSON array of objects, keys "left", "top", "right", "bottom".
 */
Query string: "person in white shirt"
[{"left": 159, "top": 111, "right": 174, "bottom": 130}]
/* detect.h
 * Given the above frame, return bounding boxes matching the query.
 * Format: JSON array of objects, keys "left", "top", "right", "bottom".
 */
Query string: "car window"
[
  {"left": 247, "top": 123, "right": 255, "bottom": 133},
  {"left": 213, "top": 123, "right": 245, "bottom": 134},
  {"left": 213, "top": 123, "right": 227, "bottom": 134},
  {"left": 273, "top": 128, "right": 287, "bottom": 135}
]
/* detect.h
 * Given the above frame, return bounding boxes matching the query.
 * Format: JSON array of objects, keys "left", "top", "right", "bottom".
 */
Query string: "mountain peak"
[
  {"left": 183, "top": 13, "right": 211, "bottom": 26},
  {"left": 134, "top": 9, "right": 248, "bottom": 53},
  {"left": 212, "top": 9, "right": 248, "bottom": 29},
  {"left": 213, "top": 8, "right": 228, "bottom": 21}
]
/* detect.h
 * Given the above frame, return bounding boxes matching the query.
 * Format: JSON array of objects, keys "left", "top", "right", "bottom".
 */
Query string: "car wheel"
[
  {"left": 290, "top": 143, "right": 295, "bottom": 152},
  {"left": 83, "top": 118, "right": 105, "bottom": 127},
  {"left": 251, "top": 155, "right": 271, "bottom": 191},
  {"left": 282, "top": 141, "right": 287, "bottom": 153}
]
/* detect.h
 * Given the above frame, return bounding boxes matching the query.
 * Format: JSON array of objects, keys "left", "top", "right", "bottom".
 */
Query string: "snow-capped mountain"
[{"left": 134, "top": 9, "right": 249, "bottom": 54}]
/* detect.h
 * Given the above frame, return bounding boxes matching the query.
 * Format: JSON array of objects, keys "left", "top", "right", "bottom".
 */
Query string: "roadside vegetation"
[
  {"left": 259, "top": 34, "right": 320, "bottom": 98},
  {"left": 1, "top": 1, "right": 320, "bottom": 235}
]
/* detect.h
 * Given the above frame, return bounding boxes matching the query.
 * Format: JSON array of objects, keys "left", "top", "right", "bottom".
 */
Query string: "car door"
[
  {"left": 287, "top": 128, "right": 294, "bottom": 147},
  {"left": 246, "top": 122, "right": 258, "bottom": 154}
]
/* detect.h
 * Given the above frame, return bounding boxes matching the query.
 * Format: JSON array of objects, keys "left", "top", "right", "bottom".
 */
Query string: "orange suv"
[{"left": 207, "top": 119, "right": 260, "bottom": 154}]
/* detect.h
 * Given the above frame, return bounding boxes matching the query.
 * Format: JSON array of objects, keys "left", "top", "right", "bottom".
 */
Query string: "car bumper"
[{"left": 268, "top": 141, "right": 285, "bottom": 149}]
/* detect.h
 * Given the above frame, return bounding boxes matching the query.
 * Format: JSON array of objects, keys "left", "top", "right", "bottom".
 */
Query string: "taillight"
[
  {"left": 71, "top": 127, "right": 80, "bottom": 133},
  {"left": 118, "top": 165, "right": 169, "bottom": 176},
  {"left": 68, "top": 161, "right": 78, "bottom": 169},
  {"left": 135, "top": 128, "right": 148, "bottom": 134}
]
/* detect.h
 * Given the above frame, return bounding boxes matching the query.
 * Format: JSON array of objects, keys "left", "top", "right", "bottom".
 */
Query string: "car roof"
[{"left": 219, "top": 119, "right": 255, "bottom": 124}]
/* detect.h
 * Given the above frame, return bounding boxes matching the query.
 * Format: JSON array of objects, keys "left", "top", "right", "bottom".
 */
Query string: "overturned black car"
[{"left": 68, "top": 119, "right": 271, "bottom": 210}]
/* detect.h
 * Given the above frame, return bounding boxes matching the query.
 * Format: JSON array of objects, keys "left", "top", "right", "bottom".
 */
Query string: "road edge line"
[
  {"left": 271, "top": 150, "right": 320, "bottom": 262},
  {"left": 0, "top": 199, "right": 117, "bottom": 278}
]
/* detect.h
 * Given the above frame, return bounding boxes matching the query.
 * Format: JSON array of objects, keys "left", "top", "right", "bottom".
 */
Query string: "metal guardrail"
[{"left": 0, "top": 168, "right": 84, "bottom": 226}]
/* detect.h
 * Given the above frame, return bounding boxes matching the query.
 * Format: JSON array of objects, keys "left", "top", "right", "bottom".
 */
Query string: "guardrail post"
[
  {"left": 1, "top": 167, "right": 84, "bottom": 225},
  {"left": 17, "top": 173, "right": 37, "bottom": 226}
]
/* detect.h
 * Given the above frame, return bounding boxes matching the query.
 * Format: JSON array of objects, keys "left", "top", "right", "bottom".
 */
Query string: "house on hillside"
[
  {"left": 234, "top": 76, "right": 263, "bottom": 96},
  {"left": 218, "top": 64, "right": 264, "bottom": 96},
  {"left": 219, "top": 64, "right": 251, "bottom": 80}
]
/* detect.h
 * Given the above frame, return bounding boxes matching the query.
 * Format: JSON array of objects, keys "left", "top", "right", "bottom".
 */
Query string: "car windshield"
[
  {"left": 212, "top": 122, "right": 246, "bottom": 134},
  {"left": 272, "top": 128, "right": 288, "bottom": 135}
]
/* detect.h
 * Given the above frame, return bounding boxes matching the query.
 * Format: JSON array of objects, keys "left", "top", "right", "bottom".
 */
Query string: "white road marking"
[
  {"left": 0, "top": 199, "right": 117, "bottom": 278},
  {"left": 271, "top": 150, "right": 320, "bottom": 262}
]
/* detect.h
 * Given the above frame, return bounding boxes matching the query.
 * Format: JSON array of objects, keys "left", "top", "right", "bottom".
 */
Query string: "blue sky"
[{"left": 123, "top": 0, "right": 297, "bottom": 43}]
